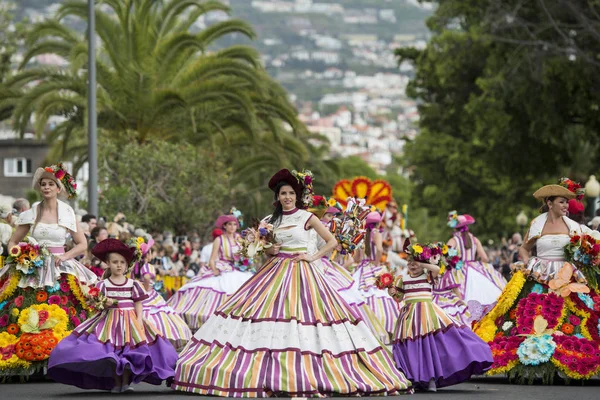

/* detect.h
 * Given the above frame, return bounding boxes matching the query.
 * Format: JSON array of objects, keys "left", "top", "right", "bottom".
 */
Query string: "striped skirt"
[
  {"left": 172, "top": 256, "right": 411, "bottom": 397},
  {"left": 352, "top": 261, "right": 400, "bottom": 336},
  {"left": 143, "top": 289, "right": 192, "bottom": 350},
  {"left": 432, "top": 288, "right": 471, "bottom": 326}
]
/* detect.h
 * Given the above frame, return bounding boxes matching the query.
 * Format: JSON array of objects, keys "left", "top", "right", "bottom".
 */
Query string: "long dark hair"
[{"left": 268, "top": 181, "right": 297, "bottom": 227}]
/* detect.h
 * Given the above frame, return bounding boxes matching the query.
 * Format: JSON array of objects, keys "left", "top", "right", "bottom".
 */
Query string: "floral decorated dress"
[
  {"left": 138, "top": 262, "right": 191, "bottom": 350},
  {"left": 172, "top": 208, "right": 412, "bottom": 397},
  {"left": 167, "top": 234, "right": 254, "bottom": 330},
  {"left": 474, "top": 213, "right": 600, "bottom": 382},
  {"left": 0, "top": 200, "right": 98, "bottom": 376},
  {"left": 47, "top": 278, "right": 178, "bottom": 389}
]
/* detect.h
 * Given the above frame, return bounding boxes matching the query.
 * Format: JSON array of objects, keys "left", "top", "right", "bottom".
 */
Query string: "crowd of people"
[{"left": 1, "top": 166, "right": 600, "bottom": 395}]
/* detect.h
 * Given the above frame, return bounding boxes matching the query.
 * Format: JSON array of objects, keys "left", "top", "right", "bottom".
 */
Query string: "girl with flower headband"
[
  {"left": 47, "top": 238, "right": 177, "bottom": 393},
  {"left": 172, "top": 169, "right": 412, "bottom": 396},
  {"left": 0, "top": 164, "right": 99, "bottom": 377},
  {"left": 351, "top": 211, "right": 400, "bottom": 340},
  {"left": 446, "top": 211, "right": 506, "bottom": 308},
  {"left": 167, "top": 214, "right": 254, "bottom": 331},
  {"left": 389, "top": 240, "right": 493, "bottom": 392},
  {"left": 473, "top": 178, "right": 600, "bottom": 382},
  {"left": 129, "top": 237, "right": 191, "bottom": 350}
]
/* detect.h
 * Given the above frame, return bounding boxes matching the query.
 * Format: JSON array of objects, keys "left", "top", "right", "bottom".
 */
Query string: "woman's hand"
[
  {"left": 266, "top": 244, "right": 281, "bottom": 256},
  {"left": 54, "top": 254, "right": 68, "bottom": 267},
  {"left": 211, "top": 268, "right": 221, "bottom": 276},
  {"left": 292, "top": 253, "right": 313, "bottom": 263},
  {"left": 388, "top": 287, "right": 397, "bottom": 297}
]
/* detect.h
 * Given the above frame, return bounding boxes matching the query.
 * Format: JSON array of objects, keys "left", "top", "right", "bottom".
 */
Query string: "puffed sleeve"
[
  {"left": 131, "top": 280, "right": 149, "bottom": 302},
  {"left": 16, "top": 208, "right": 35, "bottom": 226},
  {"left": 140, "top": 262, "right": 155, "bottom": 279}
]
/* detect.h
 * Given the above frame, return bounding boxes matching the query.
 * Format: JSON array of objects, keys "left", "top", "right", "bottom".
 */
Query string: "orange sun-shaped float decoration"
[{"left": 332, "top": 176, "right": 393, "bottom": 211}]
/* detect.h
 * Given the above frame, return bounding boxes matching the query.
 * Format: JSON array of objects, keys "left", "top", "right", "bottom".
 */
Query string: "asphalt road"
[{"left": 1, "top": 378, "right": 599, "bottom": 400}]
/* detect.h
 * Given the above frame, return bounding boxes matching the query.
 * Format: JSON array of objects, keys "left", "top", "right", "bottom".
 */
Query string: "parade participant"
[
  {"left": 0, "top": 165, "right": 99, "bottom": 376},
  {"left": 432, "top": 256, "right": 471, "bottom": 325},
  {"left": 131, "top": 238, "right": 191, "bottom": 350},
  {"left": 390, "top": 242, "right": 493, "bottom": 392},
  {"left": 172, "top": 169, "right": 411, "bottom": 396},
  {"left": 446, "top": 211, "right": 506, "bottom": 307},
  {"left": 352, "top": 211, "right": 401, "bottom": 337},
  {"left": 474, "top": 178, "right": 600, "bottom": 382},
  {"left": 167, "top": 215, "right": 253, "bottom": 330},
  {"left": 47, "top": 239, "right": 177, "bottom": 392}
]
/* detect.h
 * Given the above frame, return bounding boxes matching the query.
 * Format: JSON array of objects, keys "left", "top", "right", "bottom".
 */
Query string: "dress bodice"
[
  {"left": 98, "top": 278, "right": 148, "bottom": 309},
  {"left": 401, "top": 272, "right": 433, "bottom": 302},
  {"left": 453, "top": 232, "right": 477, "bottom": 262},
  {"left": 140, "top": 262, "right": 157, "bottom": 283},
  {"left": 31, "top": 223, "right": 67, "bottom": 248},
  {"left": 218, "top": 235, "right": 240, "bottom": 263},
  {"left": 535, "top": 235, "right": 570, "bottom": 261},
  {"left": 273, "top": 209, "right": 314, "bottom": 255}
]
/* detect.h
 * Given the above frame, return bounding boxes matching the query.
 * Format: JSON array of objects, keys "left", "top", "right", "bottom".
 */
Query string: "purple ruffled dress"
[
  {"left": 47, "top": 278, "right": 178, "bottom": 390},
  {"left": 392, "top": 272, "right": 493, "bottom": 389}
]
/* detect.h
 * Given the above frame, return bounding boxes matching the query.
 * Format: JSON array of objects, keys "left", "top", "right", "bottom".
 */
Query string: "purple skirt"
[
  {"left": 392, "top": 325, "right": 493, "bottom": 388},
  {"left": 47, "top": 333, "right": 177, "bottom": 390}
]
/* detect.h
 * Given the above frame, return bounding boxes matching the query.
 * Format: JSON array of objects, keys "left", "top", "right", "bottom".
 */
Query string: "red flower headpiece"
[
  {"left": 559, "top": 177, "right": 585, "bottom": 201},
  {"left": 44, "top": 163, "right": 77, "bottom": 198}
]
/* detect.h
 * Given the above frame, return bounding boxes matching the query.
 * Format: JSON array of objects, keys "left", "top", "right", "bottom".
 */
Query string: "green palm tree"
[{"left": 6, "top": 0, "right": 305, "bottom": 170}]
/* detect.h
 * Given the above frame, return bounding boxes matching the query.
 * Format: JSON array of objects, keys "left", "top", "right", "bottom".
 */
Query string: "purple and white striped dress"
[{"left": 47, "top": 278, "right": 178, "bottom": 390}]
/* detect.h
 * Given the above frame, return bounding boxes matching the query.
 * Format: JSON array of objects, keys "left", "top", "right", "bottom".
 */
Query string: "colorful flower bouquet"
[
  {"left": 375, "top": 271, "right": 403, "bottom": 302},
  {"left": 5, "top": 238, "right": 49, "bottom": 276},
  {"left": 564, "top": 233, "right": 600, "bottom": 289},
  {"left": 237, "top": 220, "right": 277, "bottom": 260},
  {"left": 291, "top": 169, "right": 315, "bottom": 209},
  {"left": 80, "top": 285, "right": 108, "bottom": 312},
  {"left": 329, "top": 197, "right": 371, "bottom": 258}
]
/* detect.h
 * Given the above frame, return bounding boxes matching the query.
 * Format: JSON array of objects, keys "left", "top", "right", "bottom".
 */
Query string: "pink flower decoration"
[
  {"left": 569, "top": 315, "right": 581, "bottom": 326},
  {"left": 48, "top": 295, "right": 61, "bottom": 305},
  {"left": 70, "top": 316, "right": 81, "bottom": 327},
  {"left": 14, "top": 296, "right": 24, "bottom": 308},
  {"left": 0, "top": 315, "right": 8, "bottom": 327},
  {"left": 55, "top": 169, "right": 65, "bottom": 180},
  {"left": 60, "top": 282, "right": 70, "bottom": 293},
  {"left": 79, "top": 311, "right": 87, "bottom": 320}
]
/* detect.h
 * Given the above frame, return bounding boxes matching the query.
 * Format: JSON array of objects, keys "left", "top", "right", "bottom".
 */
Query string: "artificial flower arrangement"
[
  {"left": 5, "top": 237, "right": 49, "bottom": 276},
  {"left": 474, "top": 261, "right": 600, "bottom": 383},
  {"left": 329, "top": 197, "right": 371, "bottom": 259},
  {"left": 45, "top": 163, "right": 78, "bottom": 198},
  {"left": 79, "top": 285, "right": 109, "bottom": 313},
  {"left": 237, "top": 220, "right": 277, "bottom": 260},
  {"left": 564, "top": 233, "right": 600, "bottom": 289},
  {"left": 291, "top": 169, "right": 314, "bottom": 209}
]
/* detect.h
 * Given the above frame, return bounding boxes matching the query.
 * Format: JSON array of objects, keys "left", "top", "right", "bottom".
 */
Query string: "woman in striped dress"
[
  {"left": 172, "top": 169, "right": 411, "bottom": 397},
  {"left": 446, "top": 211, "right": 506, "bottom": 308},
  {"left": 390, "top": 242, "right": 492, "bottom": 392},
  {"left": 134, "top": 240, "right": 192, "bottom": 350},
  {"left": 48, "top": 239, "right": 177, "bottom": 393},
  {"left": 168, "top": 215, "right": 253, "bottom": 330},
  {"left": 351, "top": 212, "right": 401, "bottom": 338}
]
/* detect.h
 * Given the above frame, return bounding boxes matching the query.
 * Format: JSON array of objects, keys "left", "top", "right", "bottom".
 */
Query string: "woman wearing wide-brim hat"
[
  {"left": 167, "top": 214, "right": 253, "bottom": 331},
  {"left": 173, "top": 169, "right": 412, "bottom": 396},
  {"left": 473, "top": 178, "right": 600, "bottom": 383}
]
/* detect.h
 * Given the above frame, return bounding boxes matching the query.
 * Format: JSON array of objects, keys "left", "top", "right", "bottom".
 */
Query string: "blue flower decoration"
[
  {"left": 46, "top": 282, "right": 61, "bottom": 293},
  {"left": 0, "top": 301, "right": 7, "bottom": 310},
  {"left": 575, "top": 334, "right": 585, "bottom": 339},
  {"left": 532, "top": 284, "right": 544, "bottom": 294},
  {"left": 33, "top": 259, "right": 44, "bottom": 268},
  {"left": 448, "top": 248, "right": 458, "bottom": 257},
  {"left": 455, "top": 260, "right": 464, "bottom": 271},
  {"left": 517, "top": 335, "right": 556, "bottom": 366},
  {"left": 578, "top": 293, "right": 595, "bottom": 309}
]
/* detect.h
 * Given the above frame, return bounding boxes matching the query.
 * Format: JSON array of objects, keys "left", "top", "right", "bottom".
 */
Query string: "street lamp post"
[
  {"left": 87, "top": 0, "right": 98, "bottom": 215},
  {"left": 516, "top": 211, "right": 528, "bottom": 236},
  {"left": 585, "top": 175, "right": 600, "bottom": 219}
]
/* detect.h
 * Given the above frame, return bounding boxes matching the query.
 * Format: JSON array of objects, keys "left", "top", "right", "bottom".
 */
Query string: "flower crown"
[
  {"left": 127, "top": 236, "right": 146, "bottom": 268},
  {"left": 230, "top": 206, "right": 244, "bottom": 228},
  {"left": 403, "top": 240, "right": 448, "bottom": 264},
  {"left": 559, "top": 177, "right": 585, "bottom": 200},
  {"left": 311, "top": 195, "right": 341, "bottom": 210},
  {"left": 292, "top": 169, "right": 315, "bottom": 209},
  {"left": 45, "top": 163, "right": 77, "bottom": 198}
]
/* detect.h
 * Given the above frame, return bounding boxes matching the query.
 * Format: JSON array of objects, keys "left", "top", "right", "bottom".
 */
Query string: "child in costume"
[
  {"left": 47, "top": 239, "right": 178, "bottom": 393},
  {"left": 390, "top": 241, "right": 493, "bottom": 392}
]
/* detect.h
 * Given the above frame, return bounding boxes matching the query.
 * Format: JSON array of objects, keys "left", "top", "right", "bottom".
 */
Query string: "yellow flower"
[
  {"left": 442, "top": 245, "right": 449, "bottom": 255},
  {"left": 136, "top": 237, "right": 144, "bottom": 244},
  {"left": 11, "top": 308, "right": 19, "bottom": 318},
  {"left": 413, "top": 245, "right": 423, "bottom": 254},
  {"left": 0, "top": 272, "right": 20, "bottom": 303},
  {"left": 327, "top": 198, "right": 337, "bottom": 207}
]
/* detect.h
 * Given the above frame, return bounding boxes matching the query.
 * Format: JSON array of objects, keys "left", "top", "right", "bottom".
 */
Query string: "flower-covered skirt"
[
  {"left": 143, "top": 289, "right": 192, "bottom": 350},
  {"left": 172, "top": 256, "right": 411, "bottom": 397},
  {"left": 47, "top": 306, "right": 177, "bottom": 389},
  {"left": 392, "top": 299, "right": 492, "bottom": 388}
]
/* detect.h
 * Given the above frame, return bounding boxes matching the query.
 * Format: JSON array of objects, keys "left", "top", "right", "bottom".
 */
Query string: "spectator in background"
[
  {"left": 12, "top": 198, "right": 30, "bottom": 214},
  {"left": 0, "top": 205, "right": 14, "bottom": 255},
  {"left": 199, "top": 229, "right": 223, "bottom": 271},
  {"left": 81, "top": 214, "right": 97, "bottom": 233}
]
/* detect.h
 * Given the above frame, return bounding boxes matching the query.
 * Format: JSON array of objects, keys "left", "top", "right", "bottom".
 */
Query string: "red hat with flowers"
[
  {"left": 268, "top": 169, "right": 314, "bottom": 209},
  {"left": 92, "top": 238, "right": 136, "bottom": 264}
]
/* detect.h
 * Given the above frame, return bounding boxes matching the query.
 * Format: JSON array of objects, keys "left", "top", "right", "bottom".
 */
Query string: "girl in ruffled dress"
[
  {"left": 132, "top": 239, "right": 191, "bottom": 350},
  {"left": 390, "top": 241, "right": 492, "bottom": 392},
  {"left": 168, "top": 215, "right": 254, "bottom": 330},
  {"left": 47, "top": 239, "right": 178, "bottom": 393}
]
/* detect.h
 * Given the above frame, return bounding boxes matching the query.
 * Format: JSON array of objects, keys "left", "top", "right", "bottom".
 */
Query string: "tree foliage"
[{"left": 396, "top": 0, "right": 600, "bottom": 239}]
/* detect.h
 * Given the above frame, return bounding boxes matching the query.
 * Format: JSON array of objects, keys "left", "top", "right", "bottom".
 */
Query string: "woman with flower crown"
[
  {"left": 172, "top": 169, "right": 412, "bottom": 396},
  {"left": 473, "top": 178, "right": 600, "bottom": 382},
  {"left": 446, "top": 211, "right": 506, "bottom": 308},
  {"left": 167, "top": 214, "right": 254, "bottom": 331},
  {"left": 0, "top": 164, "right": 98, "bottom": 376}
]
